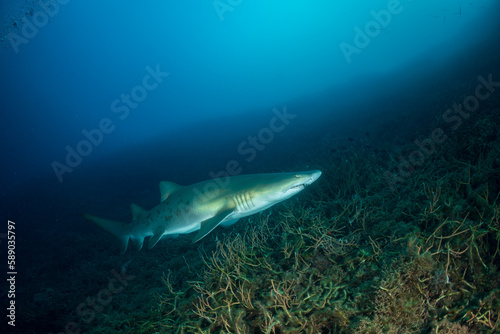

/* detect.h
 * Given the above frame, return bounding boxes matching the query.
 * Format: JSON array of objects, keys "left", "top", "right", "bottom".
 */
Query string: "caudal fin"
[{"left": 84, "top": 214, "right": 131, "bottom": 254}]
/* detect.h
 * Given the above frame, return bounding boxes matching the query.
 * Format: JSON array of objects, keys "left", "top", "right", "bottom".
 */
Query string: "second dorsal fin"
[{"left": 130, "top": 203, "right": 146, "bottom": 221}]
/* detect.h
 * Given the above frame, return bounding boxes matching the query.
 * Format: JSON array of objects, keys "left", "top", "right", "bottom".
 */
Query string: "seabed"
[{"left": 22, "top": 98, "right": 500, "bottom": 333}]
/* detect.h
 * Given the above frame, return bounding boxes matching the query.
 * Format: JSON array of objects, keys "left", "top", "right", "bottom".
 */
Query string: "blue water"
[
  {"left": 1, "top": 0, "right": 499, "bottom": 332},
  {"left": 1, "top": 0, "right": 497, "bottom": 201}
]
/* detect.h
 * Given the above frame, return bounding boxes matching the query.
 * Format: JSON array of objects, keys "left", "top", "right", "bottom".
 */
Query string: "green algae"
[{"left": 140, "top": 106, "right": 500, "bottom": 333}]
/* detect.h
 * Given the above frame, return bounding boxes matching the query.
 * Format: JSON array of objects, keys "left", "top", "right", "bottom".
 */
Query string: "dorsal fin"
[
  {"left": 130, "top": 203, "right": 146, "bottom": 221},
  {"left": 159, "top": 181, "right": 181, "bottom": 202}
]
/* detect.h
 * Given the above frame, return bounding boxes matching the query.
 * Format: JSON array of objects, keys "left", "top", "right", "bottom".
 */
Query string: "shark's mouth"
[{"left": 288, "top": 183, "right": 306, "bottom": 191}]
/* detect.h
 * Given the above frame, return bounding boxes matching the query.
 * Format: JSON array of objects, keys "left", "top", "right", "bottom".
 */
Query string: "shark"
[{"left": 84, "top": 170, "right": 322, "bottom": 253}]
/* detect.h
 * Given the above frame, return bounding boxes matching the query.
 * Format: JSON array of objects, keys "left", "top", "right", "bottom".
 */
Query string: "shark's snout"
[
  {"left": 284, "top": 170, "right": 322, "bottom": 193},
  {"left": 308, "top": 170, "right": 322, "bottom": 183},
  {"left": 301, "top": 170, "right": 322, "bottom": 186}
]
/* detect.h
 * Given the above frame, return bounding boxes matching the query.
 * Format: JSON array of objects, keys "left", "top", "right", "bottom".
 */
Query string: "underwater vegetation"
[{"left": 22, "top": 101, "right": 500, "bottom": 333}]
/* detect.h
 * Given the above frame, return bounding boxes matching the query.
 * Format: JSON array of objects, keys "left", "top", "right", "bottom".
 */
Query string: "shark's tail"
[{"left": 83, "top": 214, "right": 131, "bottom": 254}]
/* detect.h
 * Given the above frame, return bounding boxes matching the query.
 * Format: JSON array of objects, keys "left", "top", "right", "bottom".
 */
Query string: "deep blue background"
[{"left": 1, "top": 0, "right": 499, "bottom": 231}]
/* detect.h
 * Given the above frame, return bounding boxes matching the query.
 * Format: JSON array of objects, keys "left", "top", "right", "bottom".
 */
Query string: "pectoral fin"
[
  {"left": 192, "top": 209, "right": 234, "bottom": 243},
  {"left": 220, "top": 218, "right": 239, "bottom": 227}
]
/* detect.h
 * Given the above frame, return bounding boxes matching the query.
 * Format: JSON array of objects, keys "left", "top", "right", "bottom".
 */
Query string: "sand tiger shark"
[{"left": 84, "top": 170, "right": 321, "bottom": 253}]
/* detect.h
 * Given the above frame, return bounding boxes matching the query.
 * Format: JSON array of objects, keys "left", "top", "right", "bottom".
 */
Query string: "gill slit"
[{"left": 234, "top": 192, "right": 254, "bottom": 212}]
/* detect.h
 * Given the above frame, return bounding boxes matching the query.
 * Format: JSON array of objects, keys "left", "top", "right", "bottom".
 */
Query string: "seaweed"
[{"left": 21, "top": 101, "right": 500, "bottom": 333}]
